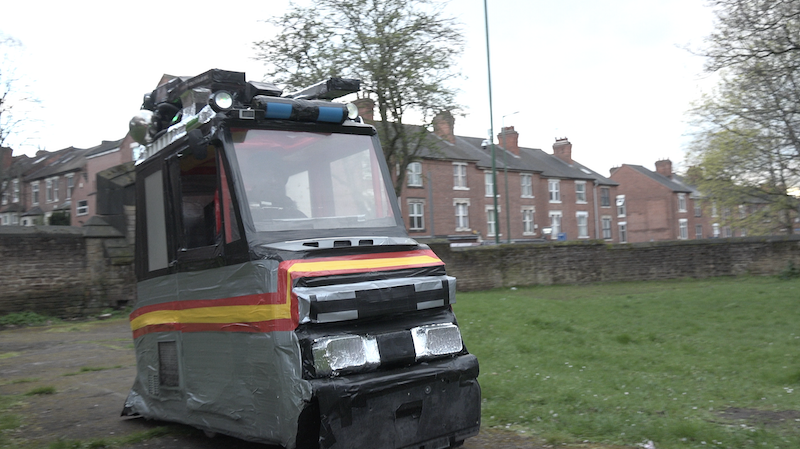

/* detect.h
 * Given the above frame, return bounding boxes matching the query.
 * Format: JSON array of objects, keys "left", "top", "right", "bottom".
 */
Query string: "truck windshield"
[{"left": 230, "top": 128, "right": 398, "bottom": 233}]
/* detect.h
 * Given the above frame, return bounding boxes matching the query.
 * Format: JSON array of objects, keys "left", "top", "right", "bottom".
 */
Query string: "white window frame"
[
  {"left": 1, "top": 181, "right": 7, "bottom": 206},
  {"left": 723, "top": 226, "right": 732, "bottom": 238},
  {"left": 486, "top": 205, "right": 500, "bottom": 237},
  {"left": 77, "top": 199, "right": 89, "bottom": 216},
  {"left": 678, "top": 193, "right": 687, "bottom": 212},
  {"left": 616, "top": 195, "right": 626, "bottom": 217},
  {"left": 520, "top": 173, "right": 533, "bottom": 198},
  {"left": 52, "top": 176, "right": 59, "bottom": 202},
  {"left": 66, "top": 174, "right": 74, "bottom": 200},
  {"left": 576, "top": 211, "right": 589, "bottom": 238},
  {"left": 484, "top": 171, "right": 496, "bottom": 197},
  {"left": 46, "top": 178, "right": 54, "bottom": 203},
  {"left": 549, "top": 211, "right": 562, "bottom": 236},
  {"left": 679, "top": 218, "right": 688, "bottom": 239},
  {"left": 548, "top": 179, "right": 561, "bottom": 203},
  {"left": 694, "top": 203, "right": 702, "bottom": 217},
  {"left": 712, "top": 223, "right": 720, "bottom": 237},
  {"left": 618, "top": 221, "right": 628, "bottom": 243},
  {"left": 695, "top": 224, "right": 703, "bottom": 239},
  {"left": 522, "top": 206, "right": 535, "bottom": 235},
  {"left": 407, "top": 199, "right": 425, "bottom": 230},
  {"left": 407, "top": 162, "right": 422, "bottom": 187},
  {"left": 12, "top": 179, "right": 19, "bottom": 203},
  {"left": 453, "top": 163, "right": 468, "bottom": 190},
  {"left": 601, "top": 215, "right": 612, "bottom": 240},
  {"left": 575, "top": 181, "right": 587, "bottom": 204},
  {"left": 454, "top": 198, "right": 470, "bottom": 231},
  {"left": 600, "top": 187, "right": 610, "bottom": 207},
  {"left": 32, "top": 181, "right": 40, "bottom": 206}
]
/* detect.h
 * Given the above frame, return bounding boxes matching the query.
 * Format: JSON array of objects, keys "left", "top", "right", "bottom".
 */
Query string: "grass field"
[{"left": 454, "top": 276, "right": 800, "bottom": 449}]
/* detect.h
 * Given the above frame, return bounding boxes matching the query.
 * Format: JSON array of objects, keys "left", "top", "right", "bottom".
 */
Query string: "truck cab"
[{"left": 123, "top": 69, "right": 480, "bottom": 449}]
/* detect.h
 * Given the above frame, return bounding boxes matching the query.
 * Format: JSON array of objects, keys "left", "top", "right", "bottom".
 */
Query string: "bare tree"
[
  {"left": 688, "top": 0, "right": 800, "bottom": 234},
  {"left": 254, "top": 0, "right": 464, "bottom": 195}
]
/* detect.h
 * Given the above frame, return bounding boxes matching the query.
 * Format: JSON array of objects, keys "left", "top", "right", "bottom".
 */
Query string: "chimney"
[
  {"left": 353, "top": 98, "right": 375, "bottom": 122},
  {"left": 553, "top": 137, "right": 572, "bottom": 164},
  {"left": 433, "top": 111, "right": 456, "bottom": 144},
  {"left": 498, "top": 126, "right": 520, "bottom": 156},
  {"left": 0, "top": 147, "right": 12, "bottom": 171},
  {"left": 655, "top": 159, "right": 672, "bottom": 178}
]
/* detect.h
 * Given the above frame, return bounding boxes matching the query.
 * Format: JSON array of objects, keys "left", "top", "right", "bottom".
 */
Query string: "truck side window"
[{"left": 179, "top": 146, "right": 220, "bottom": 249}]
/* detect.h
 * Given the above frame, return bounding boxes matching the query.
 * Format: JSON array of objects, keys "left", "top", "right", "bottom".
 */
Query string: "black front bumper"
[{"left": 307, "top": 354, "right": 480, "bottom": 449}]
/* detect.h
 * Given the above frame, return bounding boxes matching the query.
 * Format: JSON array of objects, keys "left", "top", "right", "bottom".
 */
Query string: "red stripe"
[
  {"left": 132, "top": 318, "right": 296, "bottom": 339},
  {"left": 130, "top": 292, "right": 283, "bottom": 320}
]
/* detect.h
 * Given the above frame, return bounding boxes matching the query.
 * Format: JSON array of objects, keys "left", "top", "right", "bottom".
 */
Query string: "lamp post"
[
  {"left": 502, "top": 111, "right": 519, "bottom": 244},
  {"left": 483, "top": 0, "right": 499, "bottom": 244}
]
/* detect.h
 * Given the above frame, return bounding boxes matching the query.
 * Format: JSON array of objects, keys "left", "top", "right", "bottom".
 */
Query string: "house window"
[
  {"left": 522, "top": 207, "right": 535, "bottom": 235},
  {"left": 712, "top": 202, "right": 718, "bottom": 217},
  {"left": 712, "top": 223, "right": 720, "bottom": 237},
  {"left": 52, "top": 177, "right": 59, "bottom": 202},
  {"left": 1, "top": 214, "right": 7, "bottom": 225},
  {"left": 740, "top": 228, "right": 747, "bottom": 237},
  {"left": 453, "top": 163, "right": 468, "bottom": 190},
  {"left": 1, "top": 181, "right": 7, "bottom": 205},
  {"left": 738, "top": 205, "right": 746, "bottom": 219},
  {"left": 454, "top": 199, "right": 470, "bottom": 231},
  {"left": 575, "top": 181, "right": 587, "bottom": 203},
  {"left": 618, "top": 222, "right": 628, "bottom": 243},
  {"left": 520, "top": 173, "right": 533, "bottom": 197},
  {"left": 486, "top": 206, "right": 499, "bottom": 237},
  {"left": 46, "top": 178, "right": 54, "bottom": 202},
  {"left": 616, "top": 195, "right": 626, "bottom": 217},
  {"left": 723, "top": 226, "right": 732, "bottom": 238},
  {"left": 11, "top": 214, "right": 18, "bottom": 225},
  {"left": 694, "top": 203, "right": 702, "bottom": 217},
  {"left": 549, "top": 211, "right": 562, "bottom": 236},
  {"left": 577, "top": 211, "right": 589, "bottom": 238},
  {"left": 484, "top": 172, "right": 496, "bottom": 197},
  {"left": 679, "top": 218, "right": 688, "bottom": 239},
  {"left": 12, "top": 179, "right": 19, "bottom": 203},
  {"left": 32, "top": 182, "right": 40, "bottom": 205},
  {"left": 548, "top": 179, "right": 560, "bottom": 202},
  {"left": 678, "top": 193, "right": 687, "bottom": 212},
  {"left": 601, "top": 216, "right": 612, "bottom": 239},
  {"left": 408, "top": 200, "right": 424, "bottom": 230},
  {"left": 695, "top": 224, "right": 703, "bottom": 239},
  {"left": 77, "top": 200, "right": 89, "bottom": 216},
  {"left": 66, "top": 175, "right": 74, "bottom": 200},
  {"left": 407, "top": 162, "right": 422, "bottom": 187},
  {"left": 600, "top": 187, "right": 610, "bottom": 207}
]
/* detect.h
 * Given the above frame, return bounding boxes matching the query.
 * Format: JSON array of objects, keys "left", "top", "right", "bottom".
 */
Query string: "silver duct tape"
[
  {"left": 136, "top": 260, "right": 280, "bottom": 308},
  {"left": 417, "top": 299, "right": 445, "bottom": 310}
]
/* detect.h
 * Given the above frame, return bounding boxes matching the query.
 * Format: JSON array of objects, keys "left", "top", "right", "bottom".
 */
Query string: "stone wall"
[
  {"left": 0, "top": 222, "right": 135, "bottom": 318},
  {"left": 428, "top": 236, "right": 800, "bottom": 291}
]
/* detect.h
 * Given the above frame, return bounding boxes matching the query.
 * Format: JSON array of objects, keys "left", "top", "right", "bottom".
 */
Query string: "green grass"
[
  {"left": 455, "top": 276, "right": 800, "bottom": 449},
  {"left": 0, "top": 311, "right": 56, "bottom": 327},
  {"left": 23, "top": 386, "right": 56, "bottom": 396}
]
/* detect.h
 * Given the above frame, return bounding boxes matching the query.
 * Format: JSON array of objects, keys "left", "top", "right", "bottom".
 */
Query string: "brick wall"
[
  {"left": 429, "top": 236, "right": 800, "bottom": 291},
  {"left": 0, "top": 225, "right": 135, "bottom": 318}
]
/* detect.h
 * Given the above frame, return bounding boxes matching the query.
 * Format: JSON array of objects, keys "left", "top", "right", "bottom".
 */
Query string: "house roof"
[
  {"left": 412, "top": 125, "right": 617, "bottom": 185},
  {"left": 622, "top": 164, "right": 691, "bottom": 193},
  {"left": 85, "top": 139, "right": 123, "bottom": 159},
  {"left": 23, "top": 147, "right": 91, "bottom": 181}
]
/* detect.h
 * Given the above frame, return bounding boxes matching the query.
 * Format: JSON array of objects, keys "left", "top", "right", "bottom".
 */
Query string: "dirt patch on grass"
[{"left": 717, "top": 407, "right": 800, "bottom": 427}]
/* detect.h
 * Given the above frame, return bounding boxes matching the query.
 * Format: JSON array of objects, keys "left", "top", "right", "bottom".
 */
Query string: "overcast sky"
[{"left": 1, "top": 0, "right": 717, "bottom": 177}]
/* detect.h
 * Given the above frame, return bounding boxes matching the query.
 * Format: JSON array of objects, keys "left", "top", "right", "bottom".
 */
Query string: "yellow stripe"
[
  {"left": 130, "top": 304, "right": 291, "bottom": 331},
  {"left": 287, "top": 255, "right": 441, "bottom": 274}
]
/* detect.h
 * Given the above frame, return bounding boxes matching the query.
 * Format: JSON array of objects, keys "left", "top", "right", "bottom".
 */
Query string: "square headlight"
[
  {"left": 312, "top": 335, "right": 380, "bottom": 376},
  {"left": 411, "top": 323, "right": 463, "bottom": 360}
]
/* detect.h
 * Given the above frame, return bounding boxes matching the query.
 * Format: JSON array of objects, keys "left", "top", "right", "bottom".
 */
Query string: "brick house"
[
  {"left": 0, "top": 138, "right": 133, "bottom": 227},
  {"left": 354, "top": 100, "right": 620, "bottom": 243},
  {"left": 609, "top": 159, "right": 713, "bottom": 242}
]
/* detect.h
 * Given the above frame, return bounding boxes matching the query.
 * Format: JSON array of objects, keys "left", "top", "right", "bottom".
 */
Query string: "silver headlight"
[
  {"left": 312, "top": 334, "right": 380, "bottom": 376},
  {"left": 411, "top": 323, "right": 463, "bottom": 360}
]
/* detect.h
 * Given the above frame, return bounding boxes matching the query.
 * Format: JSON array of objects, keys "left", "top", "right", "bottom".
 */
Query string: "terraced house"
[{"left": 365, "top": 104, "right": 621, "bottom": 244}]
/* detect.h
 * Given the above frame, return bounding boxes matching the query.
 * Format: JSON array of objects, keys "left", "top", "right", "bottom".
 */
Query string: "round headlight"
[
  {"left": 211, "top": 91, "right": 233, "bottom": 111},
  {"left": 346, "top": 102, "right": 359, "bottom": 120}
]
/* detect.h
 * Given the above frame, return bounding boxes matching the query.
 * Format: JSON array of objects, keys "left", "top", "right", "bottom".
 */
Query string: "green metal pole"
[{"left": 484, "top": 0, "right": 499, "bottom": 244}]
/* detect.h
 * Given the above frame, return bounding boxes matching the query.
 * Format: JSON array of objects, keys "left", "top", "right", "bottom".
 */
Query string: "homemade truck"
[{"left": 121, "top": 69, "right": 480, "bottom": 449}]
